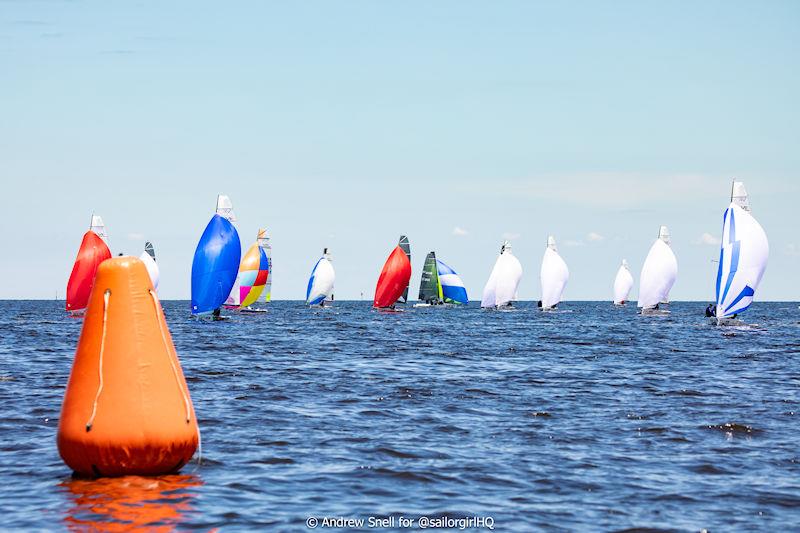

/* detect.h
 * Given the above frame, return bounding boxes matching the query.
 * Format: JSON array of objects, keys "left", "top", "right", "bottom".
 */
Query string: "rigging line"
[
  {"left": 85, "top": 289, "right": 110, "bottom": 431},
  {"left": 149, "top": 290, "right": 192, "bottom": 424}
]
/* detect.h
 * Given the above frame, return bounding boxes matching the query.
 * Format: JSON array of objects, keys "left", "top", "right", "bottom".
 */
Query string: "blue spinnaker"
[
  {"left": 437, "top": 259, "right": 469, "bottom": 304},
  {"left": 191, "top": 214, "right": 241, "bottom": 315}
]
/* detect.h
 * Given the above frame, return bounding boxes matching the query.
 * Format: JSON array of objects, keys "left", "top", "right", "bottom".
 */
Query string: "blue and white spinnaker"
[
  {"left": 714, "top": 181, "right": 769, "bottom": 323},
  {"left": 436, "top": 259, "right": 468, "bottom": 304},
  {"left": 306, "top": 248, "right": 335, "bottom": 305}
]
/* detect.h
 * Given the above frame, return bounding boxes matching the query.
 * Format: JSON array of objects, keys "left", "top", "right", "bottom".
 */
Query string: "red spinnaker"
[
  {"left": 373, "top": 245, "right": 412, "bottom": 308},
  {"left": 66, "top": 231, "right": 111, "bottom": 312}
]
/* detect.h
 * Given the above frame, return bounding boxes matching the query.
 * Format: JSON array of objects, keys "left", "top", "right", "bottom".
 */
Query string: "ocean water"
[{"left": 1, "top": 300, "right": 799, "bottom": 531}]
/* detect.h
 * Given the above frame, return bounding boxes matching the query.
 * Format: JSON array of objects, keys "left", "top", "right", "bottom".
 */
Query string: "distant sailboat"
[
  {"left": 712, "top": 181, "right": 769, "bottom": 325},
  {"left": 190, "top": 195, "right": 241, "bottom": 316},
  {"left": 637, "top": 225, "right": 678, "bottom": 314},
  {"left": 258, "top": 229, "right": 273, "bottom": 303},
  {"left": 417, "top": 252, "right": 468, "bottom": 306},
  {"left": 139, "top": 241, "right": 159, "bottom": 291},
  {"left": 613, "top": 259, "right": 634, "bottom": 306},
  {"left": 66, "top": 214, "right": 112, "bottom": 313},
  {"left": 306, "top": 248, "right": 335, "bottom": 306},
  {"left": 481, "top": 241, "right": 523, "bottom": 309},
  {"left": 417, "top": 252, "right": 442, "bottom": 306},
  {"left": 539, "top": 236, "right": 569, "bottom": 310},
  {"left": 374, "top": 235, "right": 412, "bottom": 309},
  {"left": 225, "top": 230, "right": 270, "bottom": 312}
]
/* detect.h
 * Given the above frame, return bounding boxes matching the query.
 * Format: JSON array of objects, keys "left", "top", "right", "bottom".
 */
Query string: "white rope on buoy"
[
  {"left": 149, "top": 290, "right": 192, "bottom": 424},
  {"left": 85, "top": 289, "right": 110, "bottom": 431}
]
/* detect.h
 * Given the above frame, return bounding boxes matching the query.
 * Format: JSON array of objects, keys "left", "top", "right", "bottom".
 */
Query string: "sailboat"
[
  {"left": 225, "top": 230, "right": 270, "bottom": 312},
  {"left": 139, "top": 241, "right": 159, "bottom": 291},
  {"left": 190, "top": 195, "right": 242, "bottom": 317},
  {"left": 258, "top": 229, "right": 273, "bottom": 303},
  {"left": 612, "top": 259, "right": 634, "bottom": 306},
  {"left": 416, "top": 252, "right": 469, "bottom": 306},
  {"left": 637, "top": 225, "right": 678, "bottom": 315},
  {"left": 306, "top": 248, "right": 335, "bottom": 306},
  {"left": 481, "top": 241, "right": 523, "bottom": 309},
  {"left": 66, "top": 215, "right": 112, "bottom": 314},
  {"left": 711, "top": 181, "right": 769, "bottom": 326},
  {"left": 539, "top": 235, "right": 569, "bottom": 311},
  {"left": 373, "top": 235, "right": 412, "bottom": 309}
]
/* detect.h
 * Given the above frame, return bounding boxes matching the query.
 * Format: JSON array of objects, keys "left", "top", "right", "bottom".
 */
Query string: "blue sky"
[{"left": 2, "top": 1, "right": 798, "bottom": 301}]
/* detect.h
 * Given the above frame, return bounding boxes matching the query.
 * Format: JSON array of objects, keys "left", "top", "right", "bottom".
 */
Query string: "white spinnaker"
[
  {"left": 637, "top": 236, "right": 678, "bottom": 309},
  {"left": 715, "top": 203, "right": 769, "bottom": 318},
  {"left": 613, "top": 260, "right": 634, "bottom": 304},
  {"left": 480, "top": 256, "right": 502, "bottom": 308},
  {"left": 494, "top": 252, "right": 523, "bottom": 307},
  {"left": 139, "top": 250, "right": 160, "bottom": 291},
  {"left": 308, "top": 255, "right": 335, "bottom": 304},
  {"left": 481, "top": 243, "right": 523, "bottom": 308},
  {"left": 540, "top": 237, "right": 569, "bottom": 309}
]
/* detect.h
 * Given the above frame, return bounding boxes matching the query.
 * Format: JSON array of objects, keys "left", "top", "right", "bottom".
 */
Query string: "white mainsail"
[
  {"left": 637, "top": 225, "right": 678, "bottom": 309},
  {"left": 481, "top": 241, "right": 523, "bottom": 308},
  {"left": 307, "top": 248, "right": 335, "bottom": 305},
  {"left": 220, "top": 195, "right": 240, "bottom": 305},
  {"left": 90, "top": 214, "right": 108, "bottom": 243},
  {"left": 613, "top": 259, "right": 634, "bottom": 305},
  {"left": 139, "top": 241, "right": 160, "bottom": 291},
  {"left": 258, "top": 228, "right": 272, "bottom": 302},
  {"left": 216, "top": 194, "right": 236, "bottom": 222},
  {"left": 540, "top": 235, "right": 569, "bottom": 310},
  {"left": 714, "top": 181, "right": 769, "bottom": 320}
]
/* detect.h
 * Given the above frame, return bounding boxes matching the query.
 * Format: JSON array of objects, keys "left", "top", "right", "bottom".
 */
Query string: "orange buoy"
[{"left": 57, "top": 256, "right": 199, "bottom": 477}]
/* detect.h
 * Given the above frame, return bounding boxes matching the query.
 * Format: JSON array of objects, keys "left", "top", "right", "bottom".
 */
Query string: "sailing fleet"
[{"left": 63, "top": 181, "right": 771, "bottom": 325}]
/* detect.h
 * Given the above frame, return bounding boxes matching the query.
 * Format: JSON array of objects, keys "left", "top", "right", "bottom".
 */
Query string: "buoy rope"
[
  {"left": 85, "top": 289, "right": 110, "bottom": 431},
  {"left": 149, "top": 290, "right": 192, "bottom": 424}
]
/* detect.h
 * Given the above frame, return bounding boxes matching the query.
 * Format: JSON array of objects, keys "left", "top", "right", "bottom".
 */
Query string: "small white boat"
[
  {"left": 613, "top": 259, "right": 633, "bottom": 306},
  {"left": 539, "top": 236, "right": 569, "bottom": 311},
  {"left": 637, "top": 225, "right": 678, "bottom": 315},
  {"left": 481, "top": 241, "right": 523, "bottom": 309}
]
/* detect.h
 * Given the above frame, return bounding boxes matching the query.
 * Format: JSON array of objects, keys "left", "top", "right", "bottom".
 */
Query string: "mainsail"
[
  {"left": 373, "top": 235, "right": 412, "bottom": 309},
  {"left": 139, "top": 241, "right": 160, "bottom": 291},
  {"left": 613, "top": 259, "right": 634, "bottom": 305},
  {"left": 481, "top": 241, "right": 522, "bottom": 308},
  {"left": 437, "top": 259, "right": 468, "bottom": 304},
  {"left": 258, "top": 228, "right": 273, "bottom": 302},
  {"left": 540, "top": 235, "right": 569, "bottom": 310},
  {"left": 418, "top": 252, "right": 442, "bottom": 304},
  {"left": 398, "top": 236, "right": 411, "bottom": 304},
  {"left": 66, "top": 214, "right": 112, "bottom": 313},
  {"left": 190, "top": 195, "right": 242, "bottom": 315},
  {"left": 306, "top": 248, "right": 336, "bottom": 305},
  {"left": 714, "top": 181, "right": 769, "bottom": 320},
  {"left": 637, "top": 225, "right": 678, "bottom": 310}
]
